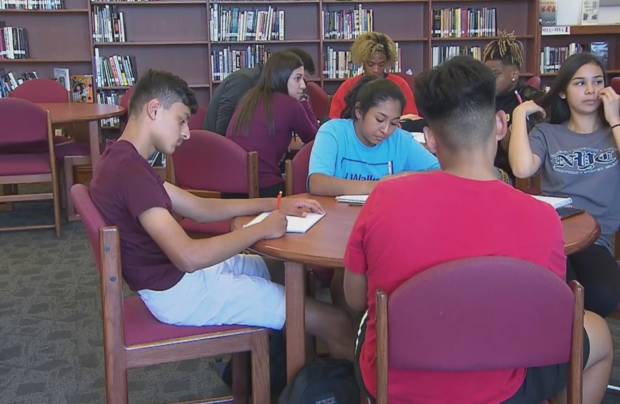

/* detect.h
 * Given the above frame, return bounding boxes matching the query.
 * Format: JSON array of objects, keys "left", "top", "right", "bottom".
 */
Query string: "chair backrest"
[
  {"left": 525, "top": 76, "right": 541, "bottom": 89},
  {"left": 391, "top": 72, "right": 416, "bottom": 91},
  {"left": 9, "top": 78, "right": 70, "bottom": 103},
  {"left": 0, "top": 98, "right": 51, "bottom": 146},
  {"left": 377, "top": 256, "right": 582, "bottom": 372},
  {"left": 611, "top": 77, "right": 620, "bottom": 95},
  {"left": 306, "top": 82, "right": 329, "bottom": 117},
  {"left": 173, "top": 129, "right": 259, "bottom": 196},
  {"left": 284, "top": 140, "right": 314, "bottom": 195},
  {"left": 70, "top": 184, "right": 108, "bottom": 272},
  {"left": 189, "top": 104, "right": 208, "bottom": 130}
]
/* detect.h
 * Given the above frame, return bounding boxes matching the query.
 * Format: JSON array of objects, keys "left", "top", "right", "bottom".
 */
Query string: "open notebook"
[
  {"left": 335, "top": 195, "right": 369, "bottom": 205},
  {"left": 531, "top": 195, "right": 573, "bottom": 209},
  {"left": 243, "top": 212, "right": 325, "bottom": 234}
]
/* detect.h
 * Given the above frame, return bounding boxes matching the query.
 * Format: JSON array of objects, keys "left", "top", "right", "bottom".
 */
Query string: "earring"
[{"left": 512, "top": 78, "right": 516, "bottom": 82}]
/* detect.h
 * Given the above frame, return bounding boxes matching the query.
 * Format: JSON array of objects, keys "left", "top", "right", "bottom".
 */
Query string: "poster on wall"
[
  {"left": 581, "top": 0, "right": 600, "bottom": 25},
  {"left": 540, "top": 0, "right": 558, "bottom": 25}
]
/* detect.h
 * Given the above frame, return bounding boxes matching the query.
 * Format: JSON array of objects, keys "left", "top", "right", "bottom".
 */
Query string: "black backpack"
[{"left": 278, "top": 358, "right": 360, "bottom": 404}]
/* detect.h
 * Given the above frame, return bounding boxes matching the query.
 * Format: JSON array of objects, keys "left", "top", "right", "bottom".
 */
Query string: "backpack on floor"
[{"left": 278, "top": 358, "right": 360, "bottom": 404}]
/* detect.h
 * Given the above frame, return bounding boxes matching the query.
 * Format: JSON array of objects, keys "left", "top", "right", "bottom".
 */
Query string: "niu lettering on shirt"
[
  {"left": 90, "top": 140, "right": 184, "bottom": 292},
  {"left": 344, "top": 171, "right": 566, "bottom": 404},
  {"left": 530, "top": 122, "right": 620, "bottom": 251}
]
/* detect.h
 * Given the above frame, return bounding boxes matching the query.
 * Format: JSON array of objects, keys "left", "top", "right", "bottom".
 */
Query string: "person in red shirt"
[
  {"left": 328, "top": 32, "right": 419, "bottom": 121},
  {"left": 343, "top": 56, "right": 613, "bottom": 404},
  {"left": 227, "top": 51, "right": 319, "bottom": 197},
  {"left": 90, "top": 69, "right": 355, "bottom": 361}
]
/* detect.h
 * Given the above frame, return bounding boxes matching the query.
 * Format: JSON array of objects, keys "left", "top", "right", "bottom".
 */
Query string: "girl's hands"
[
  {"left": 513, "top": 100, "right": 546, "bottom": 120},
  {"left": 598, "top": 87, "right": 620, "bottom": 127}
]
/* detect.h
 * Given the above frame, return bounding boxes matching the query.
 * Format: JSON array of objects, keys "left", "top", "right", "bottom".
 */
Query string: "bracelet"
[{"left": 612, "top": 123, "right": 620, "bottom": 130}]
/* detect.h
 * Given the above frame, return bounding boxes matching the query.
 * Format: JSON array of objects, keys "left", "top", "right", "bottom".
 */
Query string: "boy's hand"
[
  {"left": 258, "top": 210, "right": 288, "bottom": 240},
  {"left": 279, "top": 197, "right": 325, "bottom": 217}
]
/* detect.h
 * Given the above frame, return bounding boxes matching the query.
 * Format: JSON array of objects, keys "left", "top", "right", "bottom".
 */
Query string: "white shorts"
[{"left": 138, "top": 254, "right": 286, "bottom": 330}]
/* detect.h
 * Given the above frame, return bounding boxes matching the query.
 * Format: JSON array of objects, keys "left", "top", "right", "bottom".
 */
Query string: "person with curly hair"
[
  {"left": 328, "top": 32, "right": 419, "bottom": 121},
  {"left": 483, "top": 30, "right": 544, "bottom": 181}
]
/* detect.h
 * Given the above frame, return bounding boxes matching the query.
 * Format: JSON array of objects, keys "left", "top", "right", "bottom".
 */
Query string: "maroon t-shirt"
[
  {"left": 90, "top": 140, "right": 184, "bottom": 292},
  {"left": 226, "top": 92, "right": 318, "bottom": 187}
]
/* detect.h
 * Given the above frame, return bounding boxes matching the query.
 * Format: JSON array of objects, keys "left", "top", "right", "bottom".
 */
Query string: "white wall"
[{"left": 557, "top": 0, "right": 620, "bottom": 25}]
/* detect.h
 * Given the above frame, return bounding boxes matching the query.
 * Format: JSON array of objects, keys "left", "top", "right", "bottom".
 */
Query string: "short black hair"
[
  {"left": 341, "top": 75, "right": 406, "bottom": 119},
  {"left": 286, "top": 47, "right": 316, "bottom": 75},
  {"left": 129, "top": 69, "right": 198, "bottom": 117},
  {"left": 414, "top": 55, "right": 497, "bottom": 151}
]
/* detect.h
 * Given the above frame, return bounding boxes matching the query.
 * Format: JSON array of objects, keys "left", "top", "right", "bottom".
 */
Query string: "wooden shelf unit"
[{"left": 540, "top": 24, "right": 620, "bottom": 81}]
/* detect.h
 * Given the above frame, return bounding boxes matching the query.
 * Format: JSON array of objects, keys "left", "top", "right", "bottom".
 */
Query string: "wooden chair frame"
[
  {"left": 0, "top": 110, "right": 61, "bottom": 237},
  {"left": 375, "top": 280, "right": 584, "bottom": 404},
  {"left": 98, "top": 226, "right": 270, "bottom": 404}
]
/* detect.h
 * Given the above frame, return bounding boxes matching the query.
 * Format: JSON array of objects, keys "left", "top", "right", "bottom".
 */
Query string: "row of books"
[
  {"left": 0, "top": 68, "right": 37, "bottom": 98},
  {"left": 323, "top": 44, "right": 401, "bottom": 79},
  {"left": 97, "top": 90, "right": 122, "bottom": 127},
  {"left": 431, "top": 7, "right": 498, "bottom": 38},
  {"left": 209, "top": 5, "right": 284, "bottom": 42},
  {"left": 540, "top": 42, "right": 608, "bottom": 74},
  {"left": 93, "top": 49, "right": 137, "bottom": 87},
  {"left": 92, "top": 5, "right": 127, "bottom": 43},
  {"left": 432, "top": 46, "right": 482, "bottom": 67},
  {"left": 211, "top": 45, "right": 271, "bottom": 81},
  {"left": 0, "top": 26, "right": 28, "bottom": 60},
  {"left": 322, "top": 6, "right": 373, "bottom": 40},
  {"left": 1, "top": 0, "right": 62, "bottom": 9}
]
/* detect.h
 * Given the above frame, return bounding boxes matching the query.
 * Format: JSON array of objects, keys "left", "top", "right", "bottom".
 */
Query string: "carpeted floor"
[{"left": 1, "top": 196, "right": 620, "bottom": 403}]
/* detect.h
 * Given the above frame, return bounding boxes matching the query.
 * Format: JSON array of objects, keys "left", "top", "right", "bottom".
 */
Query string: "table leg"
[
  {"left": 285, "top": 261, "right": 306, "bottom": 383},
  {"left": 88, "top": 121, "right": 102, "bottom": 174}
]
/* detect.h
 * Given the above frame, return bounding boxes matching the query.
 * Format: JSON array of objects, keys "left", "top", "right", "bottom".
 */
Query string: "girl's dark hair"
[
  {"left": 340, "top": 76, "right": 406, "bottom": 119},
  {"left": 231, "top": 51, "right": 303, "bottom": 136},
  {"left": 538, "top": 52, "right": 608, "bottom": 125}
]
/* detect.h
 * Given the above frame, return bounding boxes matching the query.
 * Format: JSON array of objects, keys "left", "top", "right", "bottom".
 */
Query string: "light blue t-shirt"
[{"left": 308, "top": 118, "right": 439, "bottom": 187}]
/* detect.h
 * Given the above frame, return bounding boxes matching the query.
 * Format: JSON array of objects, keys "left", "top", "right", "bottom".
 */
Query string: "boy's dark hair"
[
  {"left": 286, "top": 47, "right": 316, "bottom": 76},
  {"left": 129, "top": 69, "right": 198, "bottom": 117},
  {"left": 340, "top": 76, "right": 406, "bottom": 119},
  {"left": 539, "top": 52, "right": 608, "bottom": 125},
  {"left": 231, "top": 51, "right": 304, "bottom": 136},
  {"left": 414, "top": 55, "right": 497, "bottom": 152}
]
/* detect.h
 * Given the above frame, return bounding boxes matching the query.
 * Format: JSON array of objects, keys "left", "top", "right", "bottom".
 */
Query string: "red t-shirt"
[
  {"left": 344, "top": 171, "right": 566, "bottom": 404},
  {"left": 328, "top": 74, "right": 418, "bottom": 119},
  {"left": 90, "top": 140, "right": 184, "bottom": 292}
]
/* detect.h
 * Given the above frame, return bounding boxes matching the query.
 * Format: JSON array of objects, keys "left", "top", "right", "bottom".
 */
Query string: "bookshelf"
[{"left": 540, "top": 24, "right": 620, "bottom": 82}]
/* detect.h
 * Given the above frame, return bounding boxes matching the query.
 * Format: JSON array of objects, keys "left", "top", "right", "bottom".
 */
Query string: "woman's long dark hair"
[
  {"left": 231, "top": 51, "right": 303, "bottom": 136},
  {"left": 340, "top": 75, "right": 406, "bottom": 119},
  {"left": 538, "top": 52, "right": 608, "bottom": 125}
]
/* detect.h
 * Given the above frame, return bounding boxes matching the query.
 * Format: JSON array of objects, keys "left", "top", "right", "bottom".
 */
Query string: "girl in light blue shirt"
[{"left": 308, "top": 76, "right": 439, "bottom": 196}]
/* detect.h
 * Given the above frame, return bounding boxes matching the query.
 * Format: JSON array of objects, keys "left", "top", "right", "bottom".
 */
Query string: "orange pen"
[{"left": 276, "top": 191, "right": 282, "bottom": 210}]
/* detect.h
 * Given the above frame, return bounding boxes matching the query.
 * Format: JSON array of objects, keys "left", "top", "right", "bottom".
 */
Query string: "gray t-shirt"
[{"left": 529, "top": 122, "right": 620, "bottom": 251}]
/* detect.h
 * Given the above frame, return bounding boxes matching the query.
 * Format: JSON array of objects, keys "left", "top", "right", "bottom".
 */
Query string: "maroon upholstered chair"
[
  {"left": 0, "top": 98, "right": 61, "bottom": 236},
  {"left": 5, "top": 78, "right": 73, "bottom": 153},
  {"left": 171, "top": 129, "right": 259, "bottom": 238},
  {"left": 525, "top": 76, "right": 542, "bottom": 89},
  {"left": 611, "top": 77, "right": 620, "bottom": 95},
  {"left": 70, "top": 183, "right": 270, "bottom": 404},
  {"left": 306, "top": 82, "right": 329, "bottom": 118},
  {"left": 375, "top": 256, "right": 584, "bottom": 404},
  {"left": 189, "top": 104, "right": 208, "bottom": 130}
]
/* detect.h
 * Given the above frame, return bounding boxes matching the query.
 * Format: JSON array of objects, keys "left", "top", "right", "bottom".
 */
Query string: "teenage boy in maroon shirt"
[
  {"left": 90, "top": 69, "right": 354, "bottom": 360},
  {"left": 344, "top": 56, "right": 612, "bottom": 404}
]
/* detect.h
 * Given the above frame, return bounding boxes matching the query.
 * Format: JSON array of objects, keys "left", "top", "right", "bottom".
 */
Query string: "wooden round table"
[
  {"left": 232, "top": 193, "right": 601, "bottom": 382},
  {"left": 37, "top": 103, "right": 126, "bottom": 172}
]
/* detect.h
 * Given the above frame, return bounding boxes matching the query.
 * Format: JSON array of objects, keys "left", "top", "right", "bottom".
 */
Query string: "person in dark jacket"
[
  {"left": 204, "top": 47, "right": 316, "bottom": 135},
  {"left": 483, "top": 30, "right": 545, "bottom": 183}
]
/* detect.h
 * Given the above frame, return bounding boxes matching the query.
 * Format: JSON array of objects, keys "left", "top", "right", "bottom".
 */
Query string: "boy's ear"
[
  {"left": 423, "top": 126, "right": 437, "bottom": 155},
  {"left": 495, "top": 110, "right": 508, "bottom": 141}
]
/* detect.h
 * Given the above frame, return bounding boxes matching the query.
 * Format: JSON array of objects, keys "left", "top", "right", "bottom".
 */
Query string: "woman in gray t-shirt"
[{"left": 509, "top": 52, "right": 620, "bottom": 318}]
